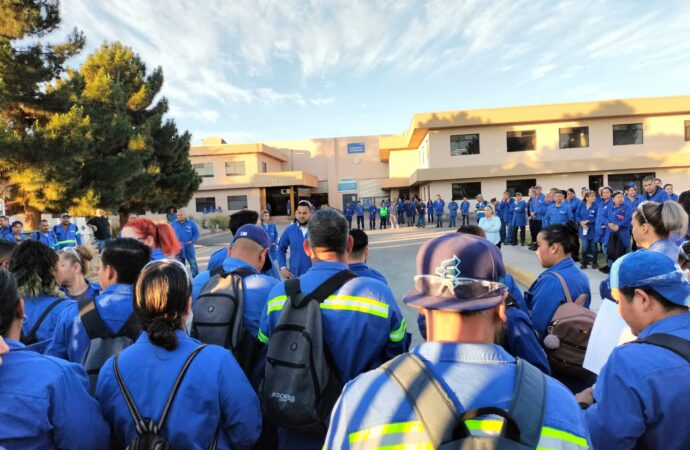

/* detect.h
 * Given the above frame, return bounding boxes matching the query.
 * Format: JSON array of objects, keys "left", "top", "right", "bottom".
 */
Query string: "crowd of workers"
[{"left": 0, "top": 174, "right": 689, "bottom": 449}]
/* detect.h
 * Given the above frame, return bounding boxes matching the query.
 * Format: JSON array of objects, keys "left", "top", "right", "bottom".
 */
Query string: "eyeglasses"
[
  {"left": 142, "top": 259, "right": 192, "bottom": 284},
  {"left": 414, "top": 275, "right": 505, "bottom": 300},
  {"left": 637, "top": 201, "right": 650, "bottom": 224},
  {"left": 59, "top": 247, "right": 81, "bottom": 260},
  {"left": 608, "top": 270, "right": 689, "bottom": 290}
]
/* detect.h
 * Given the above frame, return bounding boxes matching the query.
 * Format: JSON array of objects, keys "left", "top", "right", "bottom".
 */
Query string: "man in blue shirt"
[
  {"left": 624, "top": 183, "right": 642, "bottom": 210},
  {"left": 325, "top": 233, "right": 590, "bottom": 449},
  {"left": 278, "top": 200, "right": 313, "bottom": 278},
  {"left": 581, "top": 251, "right": 690, "bottom": 449},
  {"left": 528, "top": 185, "right": 546, "bottom": 250},
  {"left": 346, "top": 228, "right": 388, "bottom": 285},
  {"left": 343, "top": 203, "right": 353, "bottom": 229},
  {"left": 642, "top": 175, "right": 670, "bottom": 203},
  {"left": 0, "top": 268, "right": 110, "bottom": 449},
  {"left": 33, "top": 219, "right": 58, "bottom": 249},
  {"left": 447, "top": 199, "right": 459, "bottom": 227},
  {"left": 367, "top": 201, "right": 377, "bottom": 230},
  {"left": 543, "top": 190, "right": 573, "bottom": 227},
  {"left": 460, "top": 196, "right": 470, "bottom": 226},
  {"left": 433, "top": 194, "right": 445, "bottom": 227},
  {"left": 498, "top": 191, "right": 515, "bottom": 245},
  {"left": 0, "top": 215, "right": 11, "bottom": 239},
  {"left": 474, "top": 194, "right": 488, "bottom": 223},
  {"left": 511, "top": 192, "right": 528, "bottom": 246},
  {"left": 566, "top": 188, "right": 582, "bottom": 217},
  {"left": 52, "top": 213, "right": 82, "bottom": 250},
  {"left": 664, "top": 183, "right": 679, "bottom": 201},
  {"left": 354, "top": 200, "right": 365, "bottom": 229},
  {"left": 172, "top": 209, "right": 200, "bottom": 276}
]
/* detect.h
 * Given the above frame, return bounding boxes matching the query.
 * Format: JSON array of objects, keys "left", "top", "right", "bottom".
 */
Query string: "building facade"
[{"left": 187, "top": 95, "right": 690, "bottom": 214}]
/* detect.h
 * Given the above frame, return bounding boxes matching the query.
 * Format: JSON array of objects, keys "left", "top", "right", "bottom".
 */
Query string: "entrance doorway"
[
  {"left": 266, "top": 187, "right": 292, "bottom": 215},
  {"left": 342, "top": 193, "right": 357, "bottom": 210}
]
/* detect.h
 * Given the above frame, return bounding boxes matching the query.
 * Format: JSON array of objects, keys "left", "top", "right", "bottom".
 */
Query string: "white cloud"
[
  {"left": 310, "top": 97, "right": 335, "bottom": 106},
  {"left": 531, "top": 64, "right": 556, "bottom": 81}
]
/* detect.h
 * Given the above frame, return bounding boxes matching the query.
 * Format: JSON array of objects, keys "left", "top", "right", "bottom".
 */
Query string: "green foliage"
[{"left": 202, "top": 213, "right": 229, "bottom": 232}]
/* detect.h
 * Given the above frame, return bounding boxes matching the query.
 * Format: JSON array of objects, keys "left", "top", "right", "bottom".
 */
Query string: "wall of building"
[
  {"left": 389, "top": 149, "right": 418, "bottom": 178},
  {"left": 186, "top": 188, "right": 261, "bottom": 213}
]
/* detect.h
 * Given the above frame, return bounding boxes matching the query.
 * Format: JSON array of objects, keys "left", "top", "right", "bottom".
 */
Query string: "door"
[{"left": 342, "top": 194, "right": 358, "bottom": 210}]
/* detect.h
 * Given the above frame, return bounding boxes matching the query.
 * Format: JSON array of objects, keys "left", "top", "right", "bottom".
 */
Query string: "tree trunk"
[
  {"left": 118, "top": 209, "right": 130, "bottom": 231},
  {"left": 24, "top": 202, "right": 41, "bottom": 230}
]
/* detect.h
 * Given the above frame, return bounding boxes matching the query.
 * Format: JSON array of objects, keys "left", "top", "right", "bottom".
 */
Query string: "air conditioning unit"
[{"left": 281, "top": 189, "right": 290, "bottom": 195}]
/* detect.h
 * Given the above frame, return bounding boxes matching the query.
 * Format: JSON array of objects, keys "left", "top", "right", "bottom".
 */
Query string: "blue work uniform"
[
  {"left": 576, "top": 202, "right": 598, "bottom": 236},
  {"left": 354, "top": 204, "right": 364, "bottom": 217},
  {"left": 150, "top": 247, "right": 167, "bottom": 261},
  {"left": 32, "top": 230, "right": 57, "bottom": 248},
  {"left": 585, "top": 312, "right": 690, "bottom": 449},
  {"left": 96, "top": 331, "right": 261, "bottom": 449},
  {"left": 543, "top": 202, "right": 573, "bottom": 227},
  {"left": 644, "top": 187, "right": 670, "bottom": 203},
  {"left": 504, "top": 273, "right": 528, "bottom": 312},
  {"left": 46, "top": 283, "right": 134, "bottom": 363},
  {"left": 511, "top": 200, "right": 527, "bottom": 227},
  {"left": 567, "top": 197, "right": 582, "bottom": 216},
  {"left": 325, "top": 343, "right": 590, "bottom": 449},
  {"left": 531, "top": 194, "right": 546, "bottom": 220},
  {"left": 624, "top": 194, "right": 642, "bottom": 210},
  {"left": 475, "top": 200, "right": 488, "bottom": 221},
  {"left": 59, "top": 281, "right": 101, "bottom": 302},
  {"left": 258, "top": 261, "right": 409, "bottom": 450},
  {"left": 277, "top": 222, "right": 312, "bottom": 277},
  {"left": 648, "top": 237, "right": 682, "bottom": 260},
  {"left": 23, "top": 294, "right": 75, "bottom": 343},
  {"left": 607, "top": 202, "right": 633, "bottom": 249},
  {"left": 448, "top": 201, "right": 458, "bottom": 217},
  {"left": 172, "top": 219, "right": 200, "bottom": 273},
  {"left": 261, "top": 222, "right": 279, "bottom": 260},
  {"left": 207, "top": 247, "right": 227, "bottom": 271},
  {"left": 343, "top": 206, "right": 353, "bottom": 222},
  {"left": 52, "top": 223, "right": 82, "bottom": 250},
  {"left": 524, "top": 258, "right": 591, "bottom": 338},
  {"left": 595, "top": 198, "right": 612, "bottom": 244},
  {"left": 4, "top": 233, "right": 26, "bottom": 243},
  {"left": 192, "top": 257, "right": 279, "bottom": 340},
  {"left": 368, "top": 205, "right": 377, "bottom": 218},
  {"left": 0, "top": 225, "right": 10, "bottom": 239},
  {"left": 460, "top": 200, "right": 470, "bottom": 216},
  {"left": 433, "top": 199, "right": 444, "bottom": 216},
  {"left": 348, "top": 262, "right": 388, "bottom": 285},
  {"left": 0, "top": 339, "right": 110, "bottom": 449},
  {"left": 669, "top": 192, "right": 679, "bottom": 201}
]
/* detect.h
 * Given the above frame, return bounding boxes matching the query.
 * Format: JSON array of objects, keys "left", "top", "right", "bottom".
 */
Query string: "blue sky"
[{"left": 56, "top": 0, "right": 690, "bottom": 144}]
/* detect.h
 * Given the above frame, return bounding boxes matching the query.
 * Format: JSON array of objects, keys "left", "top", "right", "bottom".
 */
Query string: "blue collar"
[
  {"left": 311, "top": 261, "right": 348, "bottom": 271},
  {"left": 100, "top": 283, "right": 133, "bottom": 296},
  {"left": 638, "top": 312, "right": 690, "bottom": 339},
  {"left": 137, "top": 329, "right": 191, "bottom": 346},
  {"left": 414, "top": 342, "right": 515, "bottom": 364},
  {"left": 150, "top": 248, "right": 166, "bottom": 261},
  {"left": 221, "top": 257, "right": 258, "bottom": 273},
  {"left": 348, "top": 262, "right": 368, "bottom": 270},
  {"left": 6, "top": 338, "right": 25, "bottom": 351},
  {"left": 546, "top": 257, "right": 575, "bottom": 273}
]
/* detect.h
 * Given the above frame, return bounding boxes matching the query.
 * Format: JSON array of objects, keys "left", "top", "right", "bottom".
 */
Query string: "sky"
[{"left": 53, "top": 0, "right": 690, "bottom": 144}]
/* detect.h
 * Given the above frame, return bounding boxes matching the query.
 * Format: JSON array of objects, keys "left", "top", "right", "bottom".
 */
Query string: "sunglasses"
[{"left": 414, "top": 275, "right": 505, "bottom": 300}]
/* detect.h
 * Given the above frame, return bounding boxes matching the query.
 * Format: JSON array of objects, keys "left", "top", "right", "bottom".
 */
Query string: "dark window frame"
[
  {"left": 507, "top": 130, "right": 536, "bottom": 152},
  {"left": 559, "top": 126, "right": 589, "bottom": 149},
  {"left": 195, "top": 197, "right": 216, "bottom": 213},
  {"left": 613, "top": 123, "right": 643, "bottom": 146},
  {"left": 450, "top": 134, "right": 480, "bottom": 156},
  {"left": 607, "top": 172, "right": 655, "bottom": 193},
  {"left": 227, "top": 195, "right": 248, "bottom": 211},
  {"left": 452, "top": 182, "right": 482, "bottom": 200},
  {"left": 506, "top": 178, "right": 536, "bottom": 196}
]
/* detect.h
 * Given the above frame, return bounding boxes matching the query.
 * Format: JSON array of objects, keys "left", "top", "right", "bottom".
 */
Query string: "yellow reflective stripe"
[
  {"left": 466, "top": 420, "right": 588, "bottom": 448},
  {"left": 266, "top": 295, "right": 287, "bottom": 314},
  {"left": 325, "top": 294, "right": 388, "bottom": 309},
  {"left": 375, "top": 445, "right": 433, "bottom": 450},
  {"left": 320, "top": 303, "right": 388, "bottom": 319},
  {"left": 541, "top": 426, "right": 589, "bottom": 448},
  {"left": 257, "top": 329, "right": 269, "bottom": 344},
  {"left": 55, "top": 240, "right": 77, "bottom": 245},
  {"left": 389, "top": 318, "right": 407, "bottom": 342},
  {"left": 349, "top": 421, "right": 424, "bottom": 443},
  {"left": 322, "top": 295, "right": 389, "bottom": 319},
  {"left": 465, "top": 419, "right": 503, "bottom": 433}
]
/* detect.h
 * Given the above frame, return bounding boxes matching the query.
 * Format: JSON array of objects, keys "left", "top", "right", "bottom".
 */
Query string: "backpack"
[
  {"left": 542, "top": 272, "right": 596, "bottom": 379},
  {"left": 20, "top": 297, "right": 66, "bottom": 345},
  {"left": 382, "top": 353, "right": 546, "bottom": 449},
  {"left": 114, "top": 344, "right": 219, "bottom": 450},
  {"left": 190, "top": 266, "right": 260, "bottom": 376},
  {"left": 261, "top": 270, "right": 357, "bottom": 437},
  {"left": 606, "top": 232, "right": 627, "bottom": 262},
  {"left": 79, "top": 297, "right": 141, "bottom": 393},
  {"left": 632, "top": 333, "right": 690, "bottom": 363}
]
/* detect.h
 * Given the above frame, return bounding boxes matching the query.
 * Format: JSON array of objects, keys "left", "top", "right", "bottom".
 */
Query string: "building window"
[
  {"left": 195, "top": 197, "right": 215, "bottom": 213},
  {"left": 261, "top": 162, "right": 267, "bottom": 173},
  {"left": 685, "top": 120, "right": 690, "bottom": 141},
  {"left": 450, "top": 134, "right": 480, "bottom": 156},
  {"left": 613, "top": 123, "right": 643, "bottom": 145},
  {"left": 607, "top": 172, "right": 655, "bottom": 193},
  {"left": 506, "top": 179, "right": 536, "bottom": 196},
  {"left": 507, "top": 130, "right": 536, "bottom": 152},
  {"left": 193, "top": 163, "right": 214, "bottom": 178},
  {"left": 559, "top": 127, "right": 589, "bottom": 149},
  {"left": 227, "top": 195, "right": 248, "bottom": 211},
  {"left": 588, "top": 175, "right": 604, "bottom": 193},
  {"left": 452, "top": 182, "right": 482, "bottom": 200},
  {"left": 225, "top": 161, "right": 246, "bottom": 176}
]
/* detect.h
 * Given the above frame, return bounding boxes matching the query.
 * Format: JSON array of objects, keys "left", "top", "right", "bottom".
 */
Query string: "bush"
[{"left": 204, "top": 213, "right": 228, "bottom": 232}]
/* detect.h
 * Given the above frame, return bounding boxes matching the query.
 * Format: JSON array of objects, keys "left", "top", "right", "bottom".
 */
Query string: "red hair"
[{"left": 123, "top": 218, "right": 181, "bottom": 257}]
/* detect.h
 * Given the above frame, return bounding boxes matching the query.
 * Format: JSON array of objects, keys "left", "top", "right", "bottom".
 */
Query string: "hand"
[
  {"left": 580, "top": 220, "right": 588, "bottom": 227},
  {"left": 575, "top": 387, "right": 594, "bottom": 407},
  {"left": 280, "top": 268, "right": 294, "bottom": 279}
]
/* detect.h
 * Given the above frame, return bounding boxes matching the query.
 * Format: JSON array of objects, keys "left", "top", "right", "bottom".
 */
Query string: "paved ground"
[{"left": 194, "top": 221, "right": 607, "bottom": 345}]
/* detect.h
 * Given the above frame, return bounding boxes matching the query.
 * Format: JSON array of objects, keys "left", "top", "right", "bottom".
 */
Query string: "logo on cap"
[
  {"left": 240, "top": 231, "right": 247, "bottom": 236},
  {"left": 436, "top": 256, "right": 462, "bottom": 287}
]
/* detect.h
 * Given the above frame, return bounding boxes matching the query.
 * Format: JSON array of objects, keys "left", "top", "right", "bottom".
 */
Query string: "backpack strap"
[
  {"left": 506, "top": 359, "right": 547, "bottom": 448},
  {"left": 79, "top": 297, "right": 140, "bottom": 340},
  {"left": 287, "top": 270, "right": 358, "bottom": 308},
  {"left": 548, "top": 272, "right": 573, "bottom": 303},
  {"left": 632, "top": 333, "right": 690, "bottom": 363},
  {"left": 22, "top": 298, "right": 66, "bottom": 344},
  {"left": 113, "top": 344, "right": 208, "bottom": 437}
]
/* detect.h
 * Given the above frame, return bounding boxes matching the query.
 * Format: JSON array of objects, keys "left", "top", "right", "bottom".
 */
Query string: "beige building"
[{"left": 187, "top": 95, "right": 690, "bottom": 214}]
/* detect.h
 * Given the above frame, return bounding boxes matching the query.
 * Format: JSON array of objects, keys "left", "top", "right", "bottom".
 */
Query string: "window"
[
  {"left": 507, "top": 130, "right": 536, "bottom": 152},
  {"left": 685, "top": 120, "right": 690, "bottom": 141},
  {"left": 193, "top": 163, "right": 214, "bottom": 178},
  {"left": 227, "top": 195, "right": 248, "bottom": 211},
  {"left": 588, "top": 175, "right": 604, "bottom": 193},
  {"left": 195, "top": 197, "right": 215, "bottom": 212},
  {"left": 613, "top": 123, "right": 643, "bottom": 145},
  {"left": 559, "top": 127, "right": 589, "bottom": 149},
  {"left": 261, "top": 162, "right": 267, "bottom": 173},
  {"left": 450, "top": 134, "right": 480, "bottom": 156},
  {"left": 225, "top": 161, "right": 246, "bottom": 176},
  {"left": 607, "top": 172, "right": 655, "bottom": 193},
  {"left": 452, "top": 182, "right": 482, "bottom": 200},
  {"left": 506, "top": 179, "right": 536, "bottom": 196}
]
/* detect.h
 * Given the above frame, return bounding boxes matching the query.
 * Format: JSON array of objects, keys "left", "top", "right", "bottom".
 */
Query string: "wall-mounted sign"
[
  {"left": 338, "top": 179, "right": 358, "bottom": 192},
  {"left": 347, "top": 142, "right": 365, "bottom": 154}
]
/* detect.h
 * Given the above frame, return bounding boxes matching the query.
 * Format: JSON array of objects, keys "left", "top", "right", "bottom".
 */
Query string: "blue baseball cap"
[
  {"left": 403, "top": 233, "right": 507, "bottom": 312},
  {"left": 625, "top": 182, "right": 637, "bottom": 189},
  {"left": 610, "top": 251, "right": 690, "bottom": 306},
  {"left": 233, "top": 224, "right": 272, "bottom": 271}
]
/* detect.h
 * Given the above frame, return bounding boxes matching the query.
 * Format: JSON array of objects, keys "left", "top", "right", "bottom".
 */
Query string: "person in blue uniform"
[
  {"left": 447, "top": 199, "right": 459, "bottom": 227},
  {"left": 566, "top": 188, "right": 582, "bottom": 217},
  {"left": 605, "top": 190, "right": 632, "bottom": 264},
  {"left": 576, "top": 191, "right": 599, "bottom": 269},
  {"left": 595, "top": 187, "right": 613, "bottom": 273},
  {"left": 543, "top": 190, "right": 573, "bottom": 227},
  {"left": 631, "top": 200, "right": 688, "bottom": 260},
  {"left": 96, "top": 260, "right": 261, "bottom": 449},
  {"left": 426, "top": 199, "right": 434, "bottom": 223},
  {"left": 367, "top": 202, "right": 377, "bottom": 230},
  {"left": 415, "top": 200, "right": 426, "bottom": 228},
  {"left": 498, "top": 191, "right": 515, "bottom": 244},
  {"left": 405, "top": 199, "right": 416, "bottom": 227},
  {"left": 343, "top": 203, "right": 353, "bottom": 229},
  {"left": 52, "top": 213, "right": 82, "bottom": 250},
  {"left": 580, "top": 251, "right": 690, "bottom": 449},
  {"left": 4, "top": 221, "right": 26, "bottom": 243},
  {"left": 395, "top": 198, "right": 405, "bottom": 226},
  {"left": 325, "top": 232, "right": 590, "bottom": 450},
  {"left": 278, "top": 200, "right": 313, "bottom": 279},
  {"left": 642, "top": 175, "right": 670, "bottom": 203},
  {"left": 528, "top": 186, "right": 546, "bottom": 250},
  {"left": 433, "top": 194, "right": 445, "bottom": 227},
  {"left": 347, "top": 228, "right": 388, "bottom": 285},
  {"left": 624, "top": 183, "right": 642, "bottom": 209},
  {"left": 664, "top": 183, "right": 679, "bottom": 201},
  {"left": 56, "top": 246, "right": 100, "bottom": 302},
  {"left": 474, "top": 194, "right": 488, "bottom": 223},
  {"left": 0, "top": 215, "right": 11, "bottom": 239},
  {"left": 510, "top": 192, "right": 527, "bottom": 246},
  {"left": 0, "top": 268, "right": 110, "bottom": 449},
  {"left": 354, "top": 200, "right": 365, "bottom": 229},
  {"left": 460, "top": 196, "right": 470, "bottom": 226},
  {"left": 33, "top": 219, "right": 57, "bottom": 248},
  {"left": 260, "top": 209, "right": 279, "bottom": 263},
  {"left": 47, "top": 239, "right": 151, "bottom": 363},
  {"left": 259, "top": 209, "right": 409, "bottom": 450},
  {"left": 172, "top": 209, "right": 200, "bottom": 277}
]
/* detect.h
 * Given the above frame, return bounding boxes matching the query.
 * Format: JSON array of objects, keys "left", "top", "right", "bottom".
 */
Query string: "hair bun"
[{"left": 146, "top": 315, "right": 178, "bottom": 351}]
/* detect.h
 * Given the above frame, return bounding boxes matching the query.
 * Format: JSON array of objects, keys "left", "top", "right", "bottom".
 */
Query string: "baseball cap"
[
  {"left": 232, "top": 224, "right": 272, "bottom": 271},
  {"left": 60, "top": 213, "right": 70, "bottom": 218},
  {"left": 610, "top": 251, "right": 690, "bottom": 306},
  {"left": 403, "top": 233, "right": 507, "bottom": 312}
]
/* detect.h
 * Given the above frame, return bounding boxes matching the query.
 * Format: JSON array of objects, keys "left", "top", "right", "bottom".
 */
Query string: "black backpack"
[
  {"left": 261, "top": 270, "right": 357, "bottom": 437},
  {"left": 190, "top": 266, "right": 260, "bottom": 376},
  {"left": 114, "top": 344, "right": 218, "bottom": 450},
  {"left": 20, "top": 297, "right": 66, "bottom": 345},
  {"left": 632, "top": 333, "right": 690, "bottom": 362},
  {"left": 79, "top": 297, "right": 141, "bottom": 393},
  {"left": 382, "top": 354, "right": 546, "bottom": 449}
]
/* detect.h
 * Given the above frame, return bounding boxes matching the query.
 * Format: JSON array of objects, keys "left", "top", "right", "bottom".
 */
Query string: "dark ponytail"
[{"left": 540, "top": 220, "right": 579, "bottom": 255}]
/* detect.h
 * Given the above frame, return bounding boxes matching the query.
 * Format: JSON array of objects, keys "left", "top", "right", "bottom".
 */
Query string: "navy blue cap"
[
  {"left": 233, "top": 225, "right": 272, "bottom": 270},
  {"left": 611, "top": 250, "right": 690, "bottom": 306},
  {"left": 403, "top": 233, "right": 506, "bottom": 312}
]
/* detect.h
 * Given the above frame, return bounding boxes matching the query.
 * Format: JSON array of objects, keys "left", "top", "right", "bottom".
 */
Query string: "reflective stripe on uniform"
[
  {"left": 55, "top": 240, "right": 77, "bottom": 246},
  {"left": 348, "top": 419, "right": 588, "bottom": 450},
  {"left": 389, "top": 319, "right": 407, "bottom": 342},
  {"left": 266, "top": 295, "right": 287, "bottom": 314},
  {"left": 258, "top": 329, "right": 269, "bottom": 344},
  {"left": 265, "top": 294, "right": 390, "bottom": 319}
]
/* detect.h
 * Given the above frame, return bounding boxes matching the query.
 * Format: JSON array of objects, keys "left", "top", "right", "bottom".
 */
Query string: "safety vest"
[{"left": 380, "top": 206, "right": 389, "bottom": 217}]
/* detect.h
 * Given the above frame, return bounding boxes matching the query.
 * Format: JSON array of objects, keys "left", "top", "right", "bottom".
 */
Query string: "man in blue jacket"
[
  {"left": 53, "top": 213, "right": 82, "bottom": 250},
  {"left": 433, "top": 194, "right": 445, "bottom": 227},
  {"left": 447, "top": 199, "right": 459, "bottom": 227},
  {"left": 278, "top": 200, "right": 313, "bottom": 278},
  {"left": 498, "top": 191, "right": 515, "bottom": 245},
  {"left": 581, "top": 251, "right": 690, "bottom": 449},
  {"left": 354, "top": 201, "right": 365, "bottom": 229},
  {"left": 511, "top": 192, "right": 528, "bottom": 246},
  {"left": 596, "top": 187, "right": 613, "bottom": 273},
  {"left": 0, "top": 215, "right": 11, "bottom": 239},
  {"left": 33, "top": 219, "right": 57, "bottom": 249},
  {"left": 474, "top": 194, "right": 488, "bottom": 223},
  {"left": 367, "top": 201, "right": 377, "bottom": 230},
  {"left": 528, "top": 186, "right": 546, "bottom": 250},
  {"left": 325, "top": 232, "right": 589, "bottom": 450},
  {"left": 642, "top": 175, "right": 670, "bottom": 203},
  {"left": 664, "top": 183, "right": 679, "bottom": 201},
  {"left": 343, "top": 203, "right": 353, "bottom": 229},
  {"left": 460, "top": 196, "right": 470, "bottom": 226},
  {"left": 543, "top": 190, "right": 573, "bottom": 227},
  {"left": 172, "top": 209, "right": 200, "bottom": 276},
  {"left": 346, "top": 228, "right": 388, "bottom": 285}
]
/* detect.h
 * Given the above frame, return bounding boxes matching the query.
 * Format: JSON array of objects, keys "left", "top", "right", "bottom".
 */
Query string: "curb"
[{"left": 505, "top": 263, "right": 537, "bottom": 288}]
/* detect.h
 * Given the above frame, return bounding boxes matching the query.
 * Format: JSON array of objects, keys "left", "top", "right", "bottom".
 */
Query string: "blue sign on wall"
[
  {"left": 347, "top": 142, "right": 365, "bottom": 154},
  {"left": 338, "top": 179, "right": 358, "bottom": 192}
]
